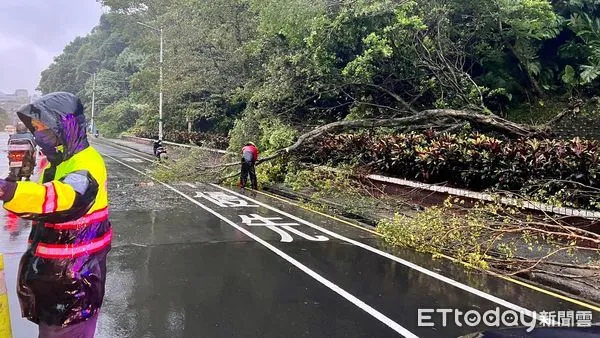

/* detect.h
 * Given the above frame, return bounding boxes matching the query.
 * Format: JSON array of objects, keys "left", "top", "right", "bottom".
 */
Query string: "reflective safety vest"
[{"left": 4, "top": 145, "right": 111, "bottom": 326}]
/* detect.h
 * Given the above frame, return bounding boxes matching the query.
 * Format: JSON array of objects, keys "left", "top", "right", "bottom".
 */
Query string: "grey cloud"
[{"left": 0, "top": 0, "right": 102, "bottom": 93}]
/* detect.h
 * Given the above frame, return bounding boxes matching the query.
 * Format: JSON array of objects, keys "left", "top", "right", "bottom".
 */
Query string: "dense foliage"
[
  {"left": 37, "top": 0, "right": 600, "bottom": 145},
  {"left": 310, "top": 131, "right": 600, "bottom": 209}
]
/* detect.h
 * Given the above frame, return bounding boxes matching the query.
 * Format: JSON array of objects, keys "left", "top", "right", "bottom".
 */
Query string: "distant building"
[{"left": 0, "top": 90, "right": 30, "bottom": 124}]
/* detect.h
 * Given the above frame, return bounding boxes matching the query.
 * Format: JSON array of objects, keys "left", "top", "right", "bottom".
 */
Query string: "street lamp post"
[
  {"left": 138, "top": 21, "right": 164, "bottom": 140},
  {"left": 82, "top": 71, "right": 96, "bottom": 133}
]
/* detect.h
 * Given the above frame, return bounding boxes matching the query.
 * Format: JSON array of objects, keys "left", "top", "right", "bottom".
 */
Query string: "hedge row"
[{"left": 310, "top": 131, "right": 600, "bottom": 209}]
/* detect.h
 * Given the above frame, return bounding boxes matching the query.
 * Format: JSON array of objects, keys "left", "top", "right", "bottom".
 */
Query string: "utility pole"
[
  {"left": 159, "top": 27, "right": 164, "bottom": 141},
  {"left": 138, "top": 21, "right": 164, "bottom": 140},
  {"left": 91, "top": 72, "right": 96, "bottom": 133},
  {"left": 82, "top": 71, "right": 96, "bottom": 133}
]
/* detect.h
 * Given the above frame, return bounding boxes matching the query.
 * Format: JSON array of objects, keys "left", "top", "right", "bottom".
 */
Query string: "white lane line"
[
  {"left": 93, "top": 140, "right": 170, "bottom": 167},
  {"left": 101, "top": 152, "right": 418, "bottom": 338},
  {"left": 212, "top": 184, "right": 550, "bottom": 324},
  {"left": 96, "top": 142, "right": 154, "bottom": 163}
]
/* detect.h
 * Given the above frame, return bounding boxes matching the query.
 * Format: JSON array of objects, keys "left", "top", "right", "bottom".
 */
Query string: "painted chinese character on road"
[
  {"left": 196, "top": 191, "right": 258, "bottom": 208},
  {"left": 239, "top": 214, "right": 328, "bottom": 243}
]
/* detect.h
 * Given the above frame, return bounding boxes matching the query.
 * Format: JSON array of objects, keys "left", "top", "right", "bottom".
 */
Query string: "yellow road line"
[
  {"left": 0, "top": 254, "right": 13, "bottom": 338},
  {"left": 255, "top": 188, "right": 600, "bottom": 313}
]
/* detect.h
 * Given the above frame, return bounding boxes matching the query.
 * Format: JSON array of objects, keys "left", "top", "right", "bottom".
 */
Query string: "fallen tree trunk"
[
  {"left": 202, "top": 108, "right": 544, "bottom": 170},
  {"left": 256, "top": 109, "right": 543, "bottom": 164}
]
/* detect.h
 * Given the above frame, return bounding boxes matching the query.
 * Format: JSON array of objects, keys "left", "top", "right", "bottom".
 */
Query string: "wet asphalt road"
[{"left": 1, "top": 133, "right": 599, "bottom": 337}]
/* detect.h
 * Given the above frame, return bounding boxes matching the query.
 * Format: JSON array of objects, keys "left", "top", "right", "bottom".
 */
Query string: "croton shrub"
[{"left": 309, "top": 131, "right": 600, "bottom": 210}]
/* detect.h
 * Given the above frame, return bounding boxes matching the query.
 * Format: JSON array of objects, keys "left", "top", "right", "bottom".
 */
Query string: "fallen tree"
[
  {"left": 196, "top": 100, "right": 586, "bottom": 190},
  {"left": 257, "top": 109, "right": 546, "bottom": 164},
  {"left": 376, "top": 196, "right": 600, "bottom": 302},
  {"left": 200, "top": 108, "right": 549, "bottom": 170}
]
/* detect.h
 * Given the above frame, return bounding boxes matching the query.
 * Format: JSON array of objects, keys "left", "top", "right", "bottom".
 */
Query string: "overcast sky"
[{"left": 0, "top": 1, "right": 103, "bottom": 95}]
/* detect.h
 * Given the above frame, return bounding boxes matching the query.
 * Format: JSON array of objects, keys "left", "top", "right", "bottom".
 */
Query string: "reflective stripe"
[
  {"left": 35, "top": 228, "right": 112, "bottom": 259},
  {"left": 46, "top": 208, "right": 109, "bottom": 230},
  {"left": 42, "top": 183, "right": 57, "bottom": 213}
]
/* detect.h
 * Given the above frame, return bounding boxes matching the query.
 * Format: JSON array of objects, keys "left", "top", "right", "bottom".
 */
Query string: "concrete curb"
[{"left": 0, "top": 254, "right": 12, "bottom": 338}]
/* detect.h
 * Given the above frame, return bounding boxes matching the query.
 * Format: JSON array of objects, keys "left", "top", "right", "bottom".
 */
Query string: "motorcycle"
[
  {"left": 153, "top": 140, "right": 168, "bottom": 161},
  {"left": 7, "top": 138, "right": 37, "bottom": 181},
  {"left": 94, "top": 130, "right": 99, "bottom": 138}
]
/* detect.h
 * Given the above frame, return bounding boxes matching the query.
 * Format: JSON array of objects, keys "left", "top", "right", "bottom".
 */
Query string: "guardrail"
[
  {"left": 0, "top": 254, "right": 12, "bottom": 338},
  {"left": 366, "top": 174, "right": 600, "bottom": 219},
  {"left": 120, "top": 135, "right": 232, "bottom": 155}
]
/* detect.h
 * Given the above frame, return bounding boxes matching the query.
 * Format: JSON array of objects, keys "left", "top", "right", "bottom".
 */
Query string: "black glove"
[{"left": 0, "top": 179, "right": 17, "bottom": 202}]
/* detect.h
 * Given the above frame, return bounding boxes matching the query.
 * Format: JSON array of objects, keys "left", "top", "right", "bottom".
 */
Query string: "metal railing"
[{"left": 120, "top": 134, "right": 232, "bottom": 155}]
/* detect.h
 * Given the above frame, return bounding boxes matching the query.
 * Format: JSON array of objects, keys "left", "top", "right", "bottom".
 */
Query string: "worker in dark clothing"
[{"left": 240, "top": 142, "right": 259, "bottom": 189}]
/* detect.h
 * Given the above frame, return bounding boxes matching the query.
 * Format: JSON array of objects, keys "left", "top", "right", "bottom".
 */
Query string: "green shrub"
[
  {"left": 227, "top": 108, "right": 297, "bottom": 155},
  {"left": 309, "top": 131, "right": 600, "bottom": 210},
  {"left": 377, "top": 205, "right": 493, "bottom": 270}
]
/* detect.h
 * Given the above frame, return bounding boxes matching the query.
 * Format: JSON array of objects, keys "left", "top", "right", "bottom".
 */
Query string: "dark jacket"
[{"left": 3, "top": 92, "right": 111, "bottom": 327}]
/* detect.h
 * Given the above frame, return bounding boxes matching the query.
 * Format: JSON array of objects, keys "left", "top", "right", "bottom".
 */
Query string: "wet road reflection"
[
  {"left": 0, "top": 132, "right": 38, "bottom": 336},
  {"left": 0, "top": 133, "right": 33, "bottom": 254}
]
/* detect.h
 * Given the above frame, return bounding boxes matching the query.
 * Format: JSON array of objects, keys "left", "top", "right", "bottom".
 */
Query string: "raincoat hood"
[{"left": 17, "top": 92, "right": 89, "bottom": 164}]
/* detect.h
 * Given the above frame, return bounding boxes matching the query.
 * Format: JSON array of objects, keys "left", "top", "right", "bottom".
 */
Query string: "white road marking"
[
  {"left": 102, "top": 152, "right": 419, "bottom": 338},
  {"left": 212, "top": 184, "right": 551, "bottom": 324},
  {"left": 96, "top": 141, "right": 154, "bottom": 163},
  {"left": 93, "top": 140, "right": 170, "bottom": 169},
  {"left": 265, "top": 226, "right": 294, "bottom": 243},
  {"left": 282, "top": 225, "right": 329, "bottom": 242},
  {"left": 122, "top": 158, "right": 144, "bottom": 163}
]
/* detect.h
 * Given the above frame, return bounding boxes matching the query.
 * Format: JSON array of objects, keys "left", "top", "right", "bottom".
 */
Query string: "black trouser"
[{"left": 240, "top": 160, "right": 257, "bottom": 189}]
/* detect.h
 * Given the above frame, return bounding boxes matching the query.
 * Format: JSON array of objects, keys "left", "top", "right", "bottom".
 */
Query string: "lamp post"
[
  {"left": 137, "top": 21, "right": 164, "bottom": 140},
  {"left": 82, "top": 71, "right": 96, "bottom": 133}
]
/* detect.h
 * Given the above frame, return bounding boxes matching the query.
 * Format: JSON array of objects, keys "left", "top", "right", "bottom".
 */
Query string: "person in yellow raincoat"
[{"left": 0, "top": 92, "right": 111, "bottom": 337}]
